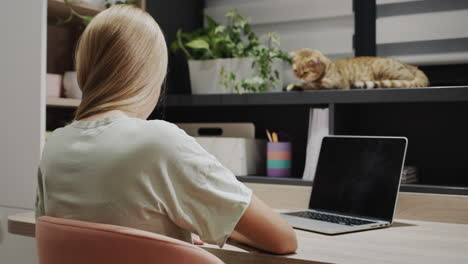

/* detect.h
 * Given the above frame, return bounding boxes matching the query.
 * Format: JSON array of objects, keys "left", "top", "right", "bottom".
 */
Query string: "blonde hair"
[{"left": 74, "top": 5, "right": 168, "bottom": 120}]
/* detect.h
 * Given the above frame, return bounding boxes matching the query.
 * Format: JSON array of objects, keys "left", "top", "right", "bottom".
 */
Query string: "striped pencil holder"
[{"left": 267, "top": 142, "right": 292, "bottom": 177}]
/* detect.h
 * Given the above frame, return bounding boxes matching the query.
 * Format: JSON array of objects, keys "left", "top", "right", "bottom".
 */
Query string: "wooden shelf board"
[
  {"left": 46, "top": 97, "right": 80, "bottom": 107},
  {"left": 165, "top": 86, "right": 468, "bottom": 107},
  {"left": 48, "top": 0, "right": 104, "bottom": 18}
]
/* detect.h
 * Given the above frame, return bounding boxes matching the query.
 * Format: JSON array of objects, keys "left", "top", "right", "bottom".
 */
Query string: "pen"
[{"left": 266, "top": 129, "right": 273, "bottom": 142}]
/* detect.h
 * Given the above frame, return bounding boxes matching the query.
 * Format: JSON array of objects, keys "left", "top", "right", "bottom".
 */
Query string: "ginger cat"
[{"left": 287, "top": 49, "right": 429, "bottom": 91}]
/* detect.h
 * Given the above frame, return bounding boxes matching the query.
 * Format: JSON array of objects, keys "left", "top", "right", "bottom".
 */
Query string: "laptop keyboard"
[{"left": 285, "top": 211, "right": 375, "bottom": 226}]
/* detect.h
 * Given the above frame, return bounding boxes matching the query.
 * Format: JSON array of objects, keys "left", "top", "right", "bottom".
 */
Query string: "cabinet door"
[
  {"left": 0, "top": 207, "right": 38, "bottom": 264},
  {"left": 0, "top": 0, "right": 46, "bottom": 209}
]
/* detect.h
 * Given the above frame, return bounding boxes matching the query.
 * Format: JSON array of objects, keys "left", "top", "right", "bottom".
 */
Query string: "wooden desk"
[{"left": 8, "top": 212, "right": 468, "bottom": 264}]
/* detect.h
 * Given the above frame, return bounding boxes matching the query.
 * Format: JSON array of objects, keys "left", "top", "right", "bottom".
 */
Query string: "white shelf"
[{"left": 46, "top": 97, "right": 80, "bottom": 107}]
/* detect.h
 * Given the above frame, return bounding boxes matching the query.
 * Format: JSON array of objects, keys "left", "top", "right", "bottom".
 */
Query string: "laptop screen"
[{"left": 309, "top": 136, "right": 407, "bottom": 222}]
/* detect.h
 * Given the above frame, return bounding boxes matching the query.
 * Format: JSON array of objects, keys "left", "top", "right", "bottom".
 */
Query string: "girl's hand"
[{"left": 192, "top": 233, "right": 204, "bottom": 245}]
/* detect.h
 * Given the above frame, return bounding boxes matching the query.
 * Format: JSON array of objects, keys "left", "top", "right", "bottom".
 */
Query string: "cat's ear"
[{"left": 313, "top": 57, "right": 321, "bottom": 64}]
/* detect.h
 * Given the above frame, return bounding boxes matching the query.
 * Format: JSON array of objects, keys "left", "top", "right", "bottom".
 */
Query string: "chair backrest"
[{"left": 36, "top": 216, "right": 224, "bottom": 264}]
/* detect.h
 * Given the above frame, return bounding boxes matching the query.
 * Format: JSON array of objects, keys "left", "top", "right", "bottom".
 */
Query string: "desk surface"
[{"left": 8, "top": 212, "right": 468, "bottom": 264}]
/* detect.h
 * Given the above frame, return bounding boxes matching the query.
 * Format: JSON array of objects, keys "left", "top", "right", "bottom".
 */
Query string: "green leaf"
[
  {"left": 176, "top": 29, "right": 193, "bottom": 59},
  {"left": 81, "top": 15, "right": 93, "bottom": 25},
  {"left": 170, "top": 41, "right": 180, "bottom": 53},
  {"left": 186, "top": 39, "right": 210, "bottom": 50},
  {"left": 226, "top": 9, "right": 238, "bottom": 19},
  {"left": 56, "top": 14, "right": 73, "bottom": 25},
  {"left": 56, "top": 4, "right": 74, "bottom": 25},
  {"left": 205, "top": 15, "right": 219, "bottom": 29},
  {"left": 214, "top": 25, "right": 226, "bottom": 35}
]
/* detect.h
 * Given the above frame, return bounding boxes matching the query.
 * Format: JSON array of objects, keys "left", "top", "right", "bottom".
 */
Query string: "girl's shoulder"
[
  {"left": 144, "top": 119, "right": 185, "bottom": 136},
  {"left": 139, "top": 119, "right": 193, "bottom": 146}
]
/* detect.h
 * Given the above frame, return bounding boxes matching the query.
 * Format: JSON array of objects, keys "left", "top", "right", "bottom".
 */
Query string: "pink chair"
[{"left": 36, "top": 216, "right": 224, "bottom": 264}]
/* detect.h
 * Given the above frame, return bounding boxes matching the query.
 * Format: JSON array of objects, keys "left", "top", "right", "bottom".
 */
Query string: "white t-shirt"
[{"left": 36, "top": 115, "right": 252, "bottom": 247}]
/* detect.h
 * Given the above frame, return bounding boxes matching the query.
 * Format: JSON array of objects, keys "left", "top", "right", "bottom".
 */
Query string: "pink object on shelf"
[
  {"left": 267, "top": 142, "right": 292, "bottom": 178},
  {"left": 46, "top": 73, "right": 62, "bottom": 98}
]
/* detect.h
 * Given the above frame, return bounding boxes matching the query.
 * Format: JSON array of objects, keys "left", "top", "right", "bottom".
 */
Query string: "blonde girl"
[{"left": 36, "top": 5, "right": 297, "bottom": 254}]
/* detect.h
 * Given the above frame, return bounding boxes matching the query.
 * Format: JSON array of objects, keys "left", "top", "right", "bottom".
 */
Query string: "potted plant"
[{"left": 171, "top": 9, "right": 291, "bottom": 94}]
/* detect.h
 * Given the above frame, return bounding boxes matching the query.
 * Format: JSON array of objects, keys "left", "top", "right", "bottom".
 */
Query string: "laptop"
[{"left": 281, "top": 135, "right": 408, "bottom": 234}]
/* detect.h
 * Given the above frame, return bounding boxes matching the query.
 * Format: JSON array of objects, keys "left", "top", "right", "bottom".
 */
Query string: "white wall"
[
  {"left": 0, "top": 0, "right": 46, "bottom": 263},
  {"left": 204, "top": 0, "right": 355, "bottom": 84},
  {"left": 205, "top": 0, "right": 354, "bottom": 58},
  {"left": 206, "top": 0, "right": 468, "bottom": 67},
  {"left": 376, "top": 0, "right": 468, "bottom": 65}
]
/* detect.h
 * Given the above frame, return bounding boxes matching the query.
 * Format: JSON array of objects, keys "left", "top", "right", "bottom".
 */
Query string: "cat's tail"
[{"left": 354, "top": 66, "right": 430, "bottom": 89}]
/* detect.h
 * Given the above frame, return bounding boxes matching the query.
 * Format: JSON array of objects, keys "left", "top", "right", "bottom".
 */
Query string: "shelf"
[
  {"left": 237, "top": 176, "right": 313, "bottom": 186},
  {"left": 48, "top": 0, "right": 104, "bottom": 18},
  {"left": 165, "top": 86, "right": 468, "bottom": 107},
  {"left": 399, "top": 184, "right": 468, "bottom": 196},
  {"left": 236, "top": 176, "right": 468, "bottom": 195},
  {"left": 46, "top": 97, "right": 80, "bottom": 108}
]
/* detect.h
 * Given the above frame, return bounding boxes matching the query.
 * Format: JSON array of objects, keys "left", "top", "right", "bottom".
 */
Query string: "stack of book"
[{"left": 401, "top": 166, "right": 419, "bottom": 184}]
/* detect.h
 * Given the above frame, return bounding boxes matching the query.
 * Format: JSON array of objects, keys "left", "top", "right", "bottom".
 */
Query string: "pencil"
[
  {"left": 272, "top": 132, "right": 279, "bottom": 143},
  {"left": 266, "top": 129, "right": 273, "bottom": 142}
]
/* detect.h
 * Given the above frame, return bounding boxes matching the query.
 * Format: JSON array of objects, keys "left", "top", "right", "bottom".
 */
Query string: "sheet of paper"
[{"left": 302, "top": 108, "right": 329, "bottom": 181}]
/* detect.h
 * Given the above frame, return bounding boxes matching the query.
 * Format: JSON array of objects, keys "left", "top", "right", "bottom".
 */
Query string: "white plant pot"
[
  {"left": 188, "top": 58, "right": 283, "bottom": 94},
  {"left": 63, "top": 71, "right": 82, "bottom": 99}
]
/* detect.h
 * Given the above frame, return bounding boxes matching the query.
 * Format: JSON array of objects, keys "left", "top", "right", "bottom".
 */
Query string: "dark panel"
[
  {"left": 46, "top": 107, "right": 76, "bottom": 131},
  {"left": 47, "top": 18, "right": 81, "bottom": 74},
  {"left": 353, "top": 0, "right": 376, "bottom": 56},
  {"left": 328, "top": 103, "right": 336, "bottom": 135},
  {"left": 334, "top": 102, "right": 468, "bottom": 187},
  {"left": 419, "top": 64, "right": 468, "bottom": 86},
  {"left": 146, "top": 0, "right": 204, "bottom": 94}
]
